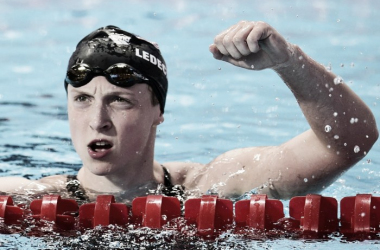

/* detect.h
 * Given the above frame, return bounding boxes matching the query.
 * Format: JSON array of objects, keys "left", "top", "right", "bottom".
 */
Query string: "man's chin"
[{"left": 85, "top": 162, "right": 116, "bottom": 176}]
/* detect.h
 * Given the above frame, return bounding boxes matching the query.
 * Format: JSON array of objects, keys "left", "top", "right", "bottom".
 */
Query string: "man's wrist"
[{"left": 272, "top": 43, "right": 300, "bottom": 72}]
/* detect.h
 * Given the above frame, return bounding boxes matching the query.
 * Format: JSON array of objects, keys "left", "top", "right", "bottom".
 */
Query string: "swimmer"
[{"left": 0, "top": 21, "right": 378, "bottom": 202}]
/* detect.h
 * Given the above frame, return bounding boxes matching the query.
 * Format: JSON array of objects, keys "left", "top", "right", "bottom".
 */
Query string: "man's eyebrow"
[
  {"left": 104, "top": 91, "right": 136, "bottom": 96},
  {"left": 68, "top": 89, "right": 136, "bottom": 96},
  {"left": 69, "top": 89, "right": 90, "bottom": 95}
]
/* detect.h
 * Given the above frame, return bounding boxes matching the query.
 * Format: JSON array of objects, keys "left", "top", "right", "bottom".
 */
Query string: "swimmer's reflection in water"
[{"left": 0, "top": 21, "right": 378, "bottom": 203}]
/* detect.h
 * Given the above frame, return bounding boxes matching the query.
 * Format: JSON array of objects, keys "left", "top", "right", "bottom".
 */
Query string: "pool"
[{"left": 0, "top": 0, "right": 379, "bottom": 248}]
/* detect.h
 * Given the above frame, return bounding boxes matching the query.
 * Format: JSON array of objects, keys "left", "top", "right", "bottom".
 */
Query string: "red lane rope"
[{"left": 1, "top": 193, "right": 379, "bottom": 239}]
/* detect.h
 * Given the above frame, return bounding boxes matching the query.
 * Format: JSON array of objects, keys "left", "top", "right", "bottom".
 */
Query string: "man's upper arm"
[
  {"left": 179, "top": 129, "right": 357, "bottom": 199},
  {"left": 261, "top": 129, "right": 355, "bottom": 198}
]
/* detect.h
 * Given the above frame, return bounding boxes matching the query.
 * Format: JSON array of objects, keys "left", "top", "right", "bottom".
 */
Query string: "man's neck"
[{"left": 77, "top": 159, "right": 158, "bottom": 197}]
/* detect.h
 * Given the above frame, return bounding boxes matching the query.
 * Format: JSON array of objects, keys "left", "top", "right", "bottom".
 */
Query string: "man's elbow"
[
  {"left": 365, "top": 112, "right": 379, "bottom": 152},
  {"left": 371, "top": 123, "right": 379, "bottom": 147},
  {"left": 352, "top": 123, "right": 378, "bottom": 163}
]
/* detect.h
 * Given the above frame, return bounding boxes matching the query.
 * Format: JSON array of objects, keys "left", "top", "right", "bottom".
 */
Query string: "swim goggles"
[{"left": 65, "top": 63, "right": 150, "bottom": 88}]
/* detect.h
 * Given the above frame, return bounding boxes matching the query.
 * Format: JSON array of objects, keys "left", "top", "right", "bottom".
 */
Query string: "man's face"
[{"left": 67, "top": 76, "right": 163, "bottom": 176}]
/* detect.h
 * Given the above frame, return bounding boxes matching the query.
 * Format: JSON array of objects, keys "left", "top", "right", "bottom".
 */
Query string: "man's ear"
[{"left": 153, "top": 111, "right": 164, "bottom": 126}]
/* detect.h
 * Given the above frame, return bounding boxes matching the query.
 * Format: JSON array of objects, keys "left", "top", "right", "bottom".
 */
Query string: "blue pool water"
[{"left": 0, "top": 0, "right": 380, "bottom": 248}]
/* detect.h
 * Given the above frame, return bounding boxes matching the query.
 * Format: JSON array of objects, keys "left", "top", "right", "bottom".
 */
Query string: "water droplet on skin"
[
  {"left": 251, "top": 65, "right": 255, "bottom": 69},
  {"left": 327, "top": 145, "right": 331, "bottom": 149},
  {"left": 334, "top": 76, "right": 343, "bottom": 85},
  {"left": 304, "top": 178, "right": 308, "bottom": 182},
  {"left": 361, "top": 212, "right": 366, "bottom": 217},
  {"left": 334, "top": 135, "right": 339, "bottom": 139},
  {"left": 325, "top": 125, "right": 332, "bottom": 132},
  {"left": 354, "top": 145, "right": 360, "bottom": 153},
  {"left": 344, "top": 143, "right": 347, "bottom": 146},
  {"left": 299, "top": 56, "right": 303, "bottom": 60},
  {"left": 333, "top": 112, "right": 338, "bottom": 117}
]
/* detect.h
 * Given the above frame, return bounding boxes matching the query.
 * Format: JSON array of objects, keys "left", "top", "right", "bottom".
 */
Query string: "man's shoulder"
[
  {"left": 38, "top": 175, "right": 69, "bottom": 186},
  {"left": 160, "top": 161, "right": 205, "bottom": 186}
]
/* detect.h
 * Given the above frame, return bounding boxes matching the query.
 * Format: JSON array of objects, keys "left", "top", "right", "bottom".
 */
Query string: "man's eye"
[
  {"left": 75, "top": 95, "right": 90, "bottom": 102},
  {"left": 113, "top": 97, "right": 130, "bottom": 103}
]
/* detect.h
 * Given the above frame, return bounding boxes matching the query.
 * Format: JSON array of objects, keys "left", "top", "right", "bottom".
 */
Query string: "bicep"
[
  {"left": 269, "top": 129, "right": 355, "bottom": 198},
  {"left": 189, "top": 129, "right": 353, "bottom": 199}
]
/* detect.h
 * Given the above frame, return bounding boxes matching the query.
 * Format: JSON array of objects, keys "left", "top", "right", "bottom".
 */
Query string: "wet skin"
[{"left": 68, "top": 77, "right": 164, "bottom": 192}]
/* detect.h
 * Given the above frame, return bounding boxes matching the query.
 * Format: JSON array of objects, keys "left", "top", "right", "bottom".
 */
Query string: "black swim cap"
[{"left": 66, "top": 25, "right": 168, "bottom": 113}]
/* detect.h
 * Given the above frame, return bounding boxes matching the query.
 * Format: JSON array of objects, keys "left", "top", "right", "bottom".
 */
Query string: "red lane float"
[
  {"left": 289, "top": 194, "right": 338, "bottom": 237},
  {"left": 1, "top": 193, "right": 380, "bottom": 240},
  {"left": 235, "top": 194, "right": 284, "bottom": 230},
  {"left": 185, "top": 195, "right": 233, "bottom": 236},
  {"left": 30, "top": 195, "right": 78, "bottom": 230},
  {"left": 132, "top": 195, "right": 181, "bottom": 228},
  {"left": 340, "top": 194, "right": 380, "bottom": 238},
  {"left": 0, "top": 196, "right": 23, "bottom": 224},
  {"left": 79, "top": 195, "right": 129, "bottom": 228}
]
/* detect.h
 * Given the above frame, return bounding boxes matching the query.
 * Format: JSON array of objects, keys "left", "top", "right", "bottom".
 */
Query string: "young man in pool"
[{"left": 0, "top": 21, "right": 378, "bottom": 202}]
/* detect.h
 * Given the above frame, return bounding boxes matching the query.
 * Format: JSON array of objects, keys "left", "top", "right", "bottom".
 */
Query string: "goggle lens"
[
  {"left": 105, "top": 64, "right": 148, "bottom": 86},
  {"left": 65, "top": 63, "right": 148, "bottom": 88},
  {"left": 66, "top": 64, "right": 92, "bottom": 86}
]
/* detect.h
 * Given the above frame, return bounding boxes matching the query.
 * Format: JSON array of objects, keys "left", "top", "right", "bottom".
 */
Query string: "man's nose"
[{"left": 89, "top": 104, "right": 112, "bottom": 132}]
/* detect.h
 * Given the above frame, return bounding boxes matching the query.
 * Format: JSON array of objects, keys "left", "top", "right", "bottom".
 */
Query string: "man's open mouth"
[{"left": 88, "top": 140, "right": 113, "bottom": 152}]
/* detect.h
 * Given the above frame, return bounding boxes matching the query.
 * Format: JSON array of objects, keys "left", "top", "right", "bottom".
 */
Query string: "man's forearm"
[{"left": 274, "top": 45, "right": 378, "bottom": 160}]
